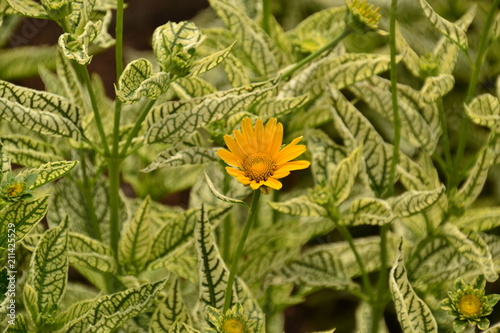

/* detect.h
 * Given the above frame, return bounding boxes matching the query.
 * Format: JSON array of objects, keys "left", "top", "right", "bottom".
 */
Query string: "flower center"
[
  {"left": 6, "top": 183, "right": 24, "bottom": 197},
  {"left": 242, "top": 153, "right": 275, "bottom": 182},
  {"left": 222, "top": 318, "right": 245, "bottom": 333},
  {"left": 458, "top": 294, "right": 482, "bottom": 317}
]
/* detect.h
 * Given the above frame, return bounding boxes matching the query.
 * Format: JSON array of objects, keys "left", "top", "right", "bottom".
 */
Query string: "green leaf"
[
  {"left": 118, "top": 196, "right": 152, "bottom": 274},
  {"left": 143, "top": 147, "right": 218, "bottom": 172},
  {"left": 69, "top": 233, "right": 116, "bottom": 274},
  {"left": 171, "top": 77, "right": 217, "bottom": 99},
  {"left": 58, "top": 20, "right": 102, "bottom": 65},
  {"left": 190, "top": 40, "right": 237, "bottom": 76},
  {"left": 0, "top": 142, "right": 11, "bottom": 181},
  {"left": 18, "top": 160, "right": 78, "bottom": 190},
  {"left": 329, "top": 146, "right": 362, "bottom": 205},
  {"left": 60, "top": 279, "right": 167, "bottom": 333},
  {"left": 454, "top": 207, "right": 500, "bottom": 232},
  {"left": 389, "top": 185, "right": 445, "bottom": 217},
  {"left": 116, "top": 58, "right": 170, "bottom": 104},
  {"left": 5, "top": 0, "right": 48, "bottom": 18},
  {"left": 397, "top": 153, "right": 439, "bottom": 191},
  {"left": 454, "top": 147, "right": 493, "bottom": 209},
  {"left": 395, "top": 25, "right": 421, "bottom": 78},
  {"left": 146, "top": 79, "right": 275, "bottom": 144},
  {"left": 465, "top": 94, "right": 500, "bottom": 133},
  {"left": 420, "top": 74, "right": 455, "bottom": 103},
  {"left": 0, "top": 98, "right": 81, "bottom": 140},
  {"left": 344, "top": 198, "right": 393, "bottom": 226},
  {"left": 268, "top": 195, "right": 327, "bottom": 217},
  {"left": 55, "top": 298, "right": 96, "bottom": 328},
  {"left": 0, "top": 46, "right": 56, "bottom": 81},
  {"left": 55, "top": 50, "right": 85, "bottom": 108},
  {"left": 149, "top": 278, "right": 191, "bottom": 333},
  {"left": 0, "top": 79, "right": 82, "bottom": 127},
  {"left": 0, "top": 196, "right": 49, "bottom": 248},
  {"left": 441, "top": 223, "right": 498, "bottom": 282},
  {"left": 25, "top": 216, "right": 69, "bottom": 324},
  {"left": 329, "top": 87, "right": 393, "bottom": 195},
  {"left": 1, "top": 135, "right": 63, "bottom": 167},
  {"left": 208, "top": 0, "right": 278, "bottom": 77},
  {"left": 389, "top": 243, "right": 438, "bottom": 333},
  {"left": 255, "top": 95, "right": 309, "bottom": 120},
  {"left": 287, "top": 6, "right": 346, "bottom": 44},
  {"left": 67, "top": 0, "right": 95, "bottom": 34},
  {"left": 195, "top": 206, "right": 234, "bottom": 310},
  {"left": 418, "top": 0, "right": 468, "bottom": 51},
  {"left": 204, "top": 172, "right": 249, "bottom": 209},
  {"left": 282, "top": 53, "right": 392, "bottom": 98}
]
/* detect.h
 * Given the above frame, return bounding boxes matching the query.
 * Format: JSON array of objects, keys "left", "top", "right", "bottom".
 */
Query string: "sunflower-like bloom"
[
  {"left": 345, "top": 0, "right": 381, "bottom": 34},
  {"left": 441, "top": 275, "right": 500, "bottom": 332},
  {"left": 217, "top": 118, "right": 310, "bottom": 194},
  {"left": 206, "top": 304, "right": 255, "bottom": 333}
]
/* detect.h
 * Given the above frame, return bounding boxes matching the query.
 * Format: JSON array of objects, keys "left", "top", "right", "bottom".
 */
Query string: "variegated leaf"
[
  {"left": 287, "top": 6, "right": 346, "bottom": 42},
  {"left": 465, "top": 94, "right": 500, "bottom": 133},
  {"left": 60, "top": 279, "right": 167, "bottom": 333},
  {"left": 329, "top": 146, "right": 362, "bottom": 205},
  {"left": 150, "top": 278, "right": 190, "bottom": 333},
  {"left": 397, "top": 153, "right": 439, "bottom": 191},
  {"left": 355, "top": 302, "right": 388, "bottom": 333},
  {"left": 234, "top": 279, "right": 266, "bottom": 333},
  {"left": 58, "top": 20, "right": 102, "bottom": 65},
  {"left": 204, "top": 172, "right": 249, "bottom": 209},
  {"left": 389, "top": 185, "right": 445, "bottom": 217},
  {"left": 306, "top": 129, "right": 348, "bottom": 186},
  {"left": 344, "top": 198, "right": 393, "bottom": 226},
  {"left": 255, "top": 95, "right": 309, "bottom": 119},
  {"left": 0, "top": 46, "right": 56, "bottom": 81},
  {"left": 117, "top": 58, "right": 170, "bottom": 103},
  {"left": 172, "top": 77, "right": 217, "bottom": 99},
  {"left": 208, "top": 0, "right": 278, "bottom": 77},
  {"left": 0, "top": 98, "right": 81, "bottom": 140},
  {"left": 146, "top": 81, "right": 275, "bottom": 144},
  {"left": 454, "top": 147, "right": 493, "bottom": 209},
  {"left": 454, "top": 207, "right": 500, "bottom": 232},
  {"left": 56, "top": 50, "right": 85, "bottom": 108},
  {"left": 396, "top": 26, "right": 421, "bottom": 78},
  {"left": 389, "top": 243, "right": 438, "bottom": 333},
  {"left": 0, "top": 196, "right": 49, "bottom": 248},
  {"left": 1, "top": 135, "right": 63, "bottom": 167},
  {"left": 268, "top": 196, "right": 327, "bottom": 217},
  {"left": 143, "top": 147, "right": 218, "bottom": 172},
  {"left": 418, "top": 0, "right": 468, "bottom": 51},
  {"left": 152, "top": 21, "right": 203, "bottom": 70},
  {"left": 55, "top": 298, "right": 96, "bottom": 328},
  {"left": 67, "top": 0, "right": 95, "bottom": 34},
  {"left": 118, "top": 197, "right": 152, "bottom": 274},
  {"left": 68, "top": 233, "right": 116, "bottom": 273},
  {"left": 18, "top": 160, "right": 78, "bottom": 190},
  {"left": 5, "top": 0, "right": 48, "bottom": 18},
  {"left": 26, "top": 217, "right": 69, "bottom": 322},
  {"left": 441, "top": 223, "right": 498, "bottom": 282},
  {"left": 329, "top": 87, "right": 393, "bottom": 195},
  {"left": 420, "top": 74, "right": 455, "bottom": 104},
  {"left": 222, "top": 53, "right": 251, "bottom": 87},
  {"left": 195, "top": 206, "right": 234, "bottom": 310},
  {"left": 0, "top": 79, "right": 82, "bottom": 127},
  {"left": 190, "top": 41, "right": 236, "bottom": 76}
]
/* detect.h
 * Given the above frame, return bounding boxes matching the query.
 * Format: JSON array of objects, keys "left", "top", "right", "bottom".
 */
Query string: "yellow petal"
[
  {"left": 275, "top": 144, "right": 306, "bottom": 165},
  {"left": 233, "top": 130, "right": 255, "bottom": 154},
  {"left": 263, "top": 177, "right": 282, "bottom": 190},
  {"left": 267, "top": 122, "right": 283, "bottom": 156},
  {"left": 226, "top": 167, "right": 245, "bottom": 178},
  {"left": 218, "top": 149, "right": 243, "bottom": 167},
  {"left": 224, "top": 135, "right": 247, "bottom": 160},
  {"left": 276, "top": 160, "right": 311, "bottom": 171},
  {"left": 250, "top": 181, "right": 262, "bottom": 190},
  {"left": 272, "top": 168, "right": 291, "bottom": 179},
  {"left": 241, "top": 118, "right": 257, "bottom": 152},
  {"left": 255, "top": 118, "right": 264, "bottom": 151},
  {"left": 236, "top": 176, "right": 252, "bottom": 185}
]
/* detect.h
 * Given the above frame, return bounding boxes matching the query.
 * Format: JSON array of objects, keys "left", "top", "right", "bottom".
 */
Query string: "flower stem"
[
  {"left": 281, "top": 28, "right": 352, "bottom": 80},
  {"left": 77, "top": 150, "right": 102, "bottom": 240},
  {"left": 262, "top": 0, "right": 272, "bottom": 35},
  {"left": 107, "top": 156, "right": 123, "bottom": 258},
  {"left": 119, "top": 99, "right": 156, "bottom": 157},
  {"left": 112, "top": 0, "right": 125, "bottom": 157},
  {"left": 453, "top": 0, "right": 500, "bottom": 188},
  {"left": 223, "top": 190, "right": 261, "bottom": 313}
]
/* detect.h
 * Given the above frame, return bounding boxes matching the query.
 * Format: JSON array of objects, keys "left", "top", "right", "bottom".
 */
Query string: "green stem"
[
  {"left": 387, "top": 0, "right": 400, "bottom": 197},
  {"left": 119, "top": 99, "right": 156, "bottom": 157},
  {"left": 112, "top": 0, "right": 125, "bottom": 157},
  {"left": 453, "top": 0, "right": 500, "bottom": 188},
  {"left": 77, "top": 150, "right": 102, "bottom": 240},
  {"left": 436, "top": 98, "right": 453, "bottom": 190},
  {"left": 223, "top": 190, "right": 261, "bottom": 313},
  {"left": 76, "top": 64, "right": 111, "bottom": 156},
  {"left": 281, "top": 28, "right": 352, "bottom": 80},
  {"left": 107, "top": 157, "right": 123, "bottom": 258},
  {"left": 262, "top": 0, "right": 272, "bottom": 35},
  {"left": 222, "top": 173, "right": 232, "bottom": 261}
]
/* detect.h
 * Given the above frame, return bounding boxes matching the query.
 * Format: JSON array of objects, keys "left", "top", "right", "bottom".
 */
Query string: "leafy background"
[{"left": 1, "top": 0, "right": 500, "bottom": 332}]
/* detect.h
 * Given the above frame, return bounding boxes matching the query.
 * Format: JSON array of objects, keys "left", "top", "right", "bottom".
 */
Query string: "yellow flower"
[
  {"left": 217, "top": 118, "right": 310, "bottom": 193},
  {"left": 345, "top": 0, "right": 381, "bottom": 33}
]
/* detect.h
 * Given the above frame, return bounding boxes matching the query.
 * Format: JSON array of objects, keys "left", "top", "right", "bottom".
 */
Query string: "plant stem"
[
  {"left": 436, "top": 98, "right": 453, "bottom": 190},
  {"left": 112, "top": 0, "right": 125, "bottom": 157},
  {"left": 119, "top": 99, "right": 156, "bottom": 157},
  {"left": 107, "top": 156, "right": 122, "bottom": 257},
  {"left": 281, "top": 28, "right": 352, "bottom": 80},
  {"left": 77, "top": 64, "right": 111, "bottom": 156},
  {"left": 223, "top": 190, "right": 261, "bottom": 313},
  {"left": 262, "top": 0, "right": 272, "bottom": 35},
  {"left": 78, "top": 150, "right": 102, "bottom": 240},
  {"left": 453, "top": 0, "right": 500, "bottom": 188}
]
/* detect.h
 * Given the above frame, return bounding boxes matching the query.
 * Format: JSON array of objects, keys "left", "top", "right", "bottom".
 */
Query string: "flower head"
[
  {"left": 441, "top": 275, "right": 500, "bottom": 332},
  {"left": 0, "top": 172, "right": 37, "bottom": 204},
  {"left": 345, "top": 0, "right": 381, "bottom": 34},
  {"left": 217, "top": 118, "right": 310, "bottom": 194},
  {"left": 206, "top": 303, "right": 255, "bottom": 333}
]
